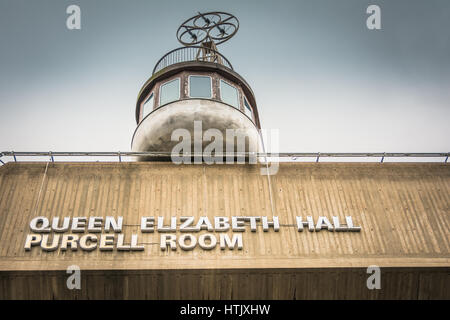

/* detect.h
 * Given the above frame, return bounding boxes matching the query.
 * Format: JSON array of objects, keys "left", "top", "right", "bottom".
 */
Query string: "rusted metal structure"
[{"left": 131, "top": 12, "right": 262, "bottom": 158}]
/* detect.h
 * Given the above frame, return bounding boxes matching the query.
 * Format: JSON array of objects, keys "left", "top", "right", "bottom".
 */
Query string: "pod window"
[
  {"left": 243, "top": 97, "right": 253, "bottom": 120},
  {"left": 160, "top": 78, "right": 180, "bottom": 106},
  {"left": 189, "top": 75, "right": 212, "bottom": 98},
  {"left": 220, "top": 80, "right": 239, "bottom": 109},
  {"left": 142, "top": 93, "right": 154, "bottom": 120}
]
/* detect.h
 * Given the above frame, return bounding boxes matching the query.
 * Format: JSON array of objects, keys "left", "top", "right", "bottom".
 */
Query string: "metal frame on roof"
[{"left": 0, "top": 151, "right": 448, "bottom": 165}]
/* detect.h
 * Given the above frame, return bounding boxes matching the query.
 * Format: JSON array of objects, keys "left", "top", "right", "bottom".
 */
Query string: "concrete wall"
[
  {"left": 0, "top": 162, "right": 448, "bottom": 299},
  {"left": 132, "top": 99, "right": 261, "bottom": 154}
]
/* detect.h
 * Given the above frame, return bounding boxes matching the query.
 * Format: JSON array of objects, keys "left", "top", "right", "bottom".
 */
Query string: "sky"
[{"left": 0, "top": 0, "right": 449, "bottom": 157}]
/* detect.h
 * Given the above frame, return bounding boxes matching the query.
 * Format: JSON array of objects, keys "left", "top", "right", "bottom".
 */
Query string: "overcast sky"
[{"left": 0, "top": 0, "right": 449, "bottom": 156}]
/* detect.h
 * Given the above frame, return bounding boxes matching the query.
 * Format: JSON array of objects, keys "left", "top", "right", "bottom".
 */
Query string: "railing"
[
  {"left": 0, "top": 151, "right": 448, "bottom": 165},
  {"left": 152, "top": 46, "right": 233, "bottom": 74}
]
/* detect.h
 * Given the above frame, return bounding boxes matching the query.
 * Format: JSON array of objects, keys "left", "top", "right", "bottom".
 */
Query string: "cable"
[{"left": 33, "top": 161, "right": 49, "bottom": 217}]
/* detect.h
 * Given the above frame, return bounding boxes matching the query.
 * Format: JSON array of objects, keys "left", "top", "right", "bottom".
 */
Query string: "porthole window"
[
  {"left": 220, "top": 80, "right": 239, "bottom": 109},
  {"left": 142, "top": 93, "right": 154, "bottom": 120},
  {"left": 189, "top": 75, "right": 212, "bottom": 98},
  {"left": 160, "top": 78, "right": 180, "bottom": 106},
  {"left": 243, "top": 97, "right": 253, "bottom": 120}
]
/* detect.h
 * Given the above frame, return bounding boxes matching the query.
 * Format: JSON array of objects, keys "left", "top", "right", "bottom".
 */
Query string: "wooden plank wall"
[
  {"left": 0, "top": 162, "right": 449, "bottom": 299},
  {"left": 0, "top": 268, "right": 448, "bottom": 299}
]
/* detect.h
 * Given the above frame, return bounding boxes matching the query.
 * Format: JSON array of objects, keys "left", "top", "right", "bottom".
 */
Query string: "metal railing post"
[
  {"left": 152, "top": 46, "right": 233, "bottom": 74},
  {"left": 0, "top": 151, "right": 448, "bottom": 163}
]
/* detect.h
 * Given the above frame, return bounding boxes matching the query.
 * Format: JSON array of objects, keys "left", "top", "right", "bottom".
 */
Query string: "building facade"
[
  {"left": 0, "top": 162, "right": 448, "bottom": 299},
  {"left": 0, "top": 12, "right": 448, "bottom": 299}
]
